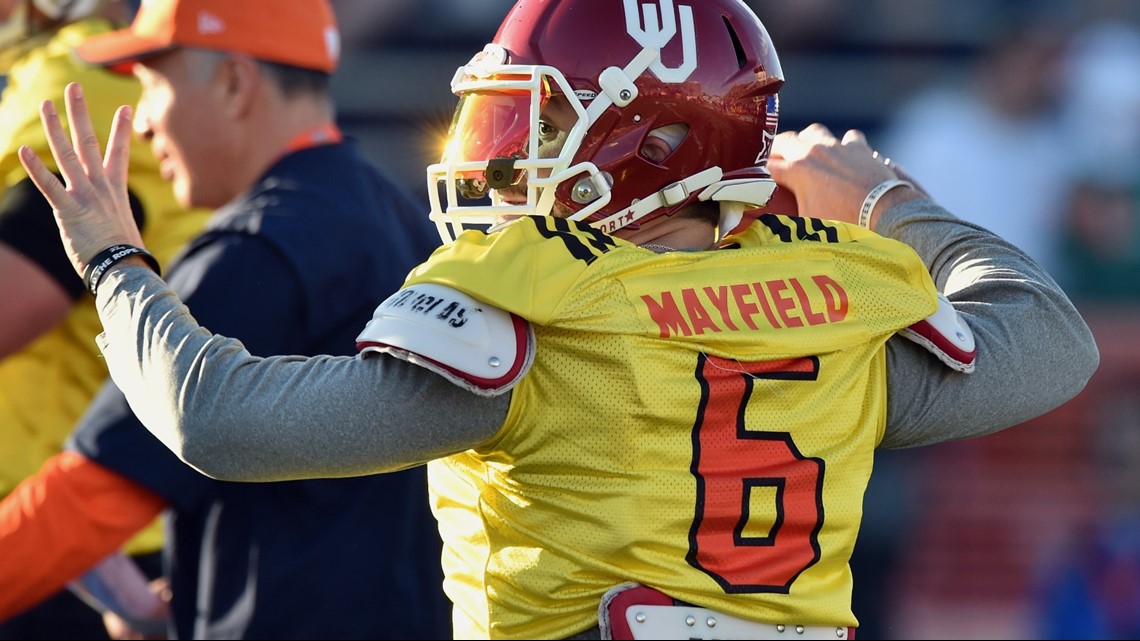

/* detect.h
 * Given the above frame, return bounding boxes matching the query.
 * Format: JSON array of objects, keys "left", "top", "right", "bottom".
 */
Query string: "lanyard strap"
[{"left": 282, "top": 122, "right": 343, "bottom": 154}]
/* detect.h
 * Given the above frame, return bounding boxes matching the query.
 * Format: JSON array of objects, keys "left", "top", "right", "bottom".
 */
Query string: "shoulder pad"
[
  {"left": 898, "top": 292, "right": 976, "bottom": 373},
  {"left": 356, "top": 283, "right": 534, "bottom": 396}
]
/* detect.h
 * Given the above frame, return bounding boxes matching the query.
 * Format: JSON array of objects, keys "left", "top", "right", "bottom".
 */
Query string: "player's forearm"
[
  {"left": 876, "top": 198, "right": 1099, "bottom": 448},
  {"left": 93, "top": 266, "right": 506, "bottom": 481}
]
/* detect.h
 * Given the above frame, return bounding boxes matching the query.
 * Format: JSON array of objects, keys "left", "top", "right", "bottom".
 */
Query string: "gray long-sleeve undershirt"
[{"left": 93, "top": 198, "right": 1099, "bottom": 482}]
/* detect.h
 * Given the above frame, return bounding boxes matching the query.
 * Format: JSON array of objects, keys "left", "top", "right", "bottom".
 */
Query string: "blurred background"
[{"left": 327, "top": 1, "right": 1140, "bottom": 638}]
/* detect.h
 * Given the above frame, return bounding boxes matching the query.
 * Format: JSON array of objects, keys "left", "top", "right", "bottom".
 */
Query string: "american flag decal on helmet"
[
  {"left": 756, "top": 94, "right": 779, "bottom": 165},
  {"left": 765, "top": 94, "right": 779, "bottom": 130}
]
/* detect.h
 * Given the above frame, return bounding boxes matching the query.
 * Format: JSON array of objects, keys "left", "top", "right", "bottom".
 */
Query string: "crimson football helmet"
[{"left": 427, "top": 0, "right": 785, "bottom": 243}]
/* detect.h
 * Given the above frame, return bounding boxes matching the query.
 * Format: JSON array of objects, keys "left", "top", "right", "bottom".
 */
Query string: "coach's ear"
[{"left": 216, "top": 53, "right": 262, "bottom": 121}]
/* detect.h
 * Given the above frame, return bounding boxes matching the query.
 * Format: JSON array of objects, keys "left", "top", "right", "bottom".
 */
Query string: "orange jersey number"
[{"left": 688, "top": 354, "right": 823, "bottom": 593}]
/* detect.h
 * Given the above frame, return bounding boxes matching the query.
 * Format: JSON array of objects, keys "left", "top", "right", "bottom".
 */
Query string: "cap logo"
[
  {"left": 324, "top": 26, "right": 341, "bottom": 64},
  {"left": 623, "top": 0, "right": 696, "bottom": 83},
  {"left": 197, "top": 11, "right": 225, "bottom": 35}
]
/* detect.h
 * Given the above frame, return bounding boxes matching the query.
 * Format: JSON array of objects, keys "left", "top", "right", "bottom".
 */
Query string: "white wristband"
[{"left": 858, "top": 179, "right": 913, "bottom": 228}]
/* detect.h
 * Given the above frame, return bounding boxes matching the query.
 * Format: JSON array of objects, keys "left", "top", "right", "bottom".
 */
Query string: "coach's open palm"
[{"left": 17, "top": 82, "right": 146, "bottom": 280}]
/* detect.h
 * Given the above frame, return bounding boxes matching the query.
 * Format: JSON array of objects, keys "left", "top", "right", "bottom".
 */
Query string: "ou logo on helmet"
[{"left": 624, "top": 0, "right": 697, "bottom": 83}]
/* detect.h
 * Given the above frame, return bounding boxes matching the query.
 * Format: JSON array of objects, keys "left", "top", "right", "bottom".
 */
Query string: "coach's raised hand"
[{"left": 18, "top": 82, "right": 146, "bottom": 283}]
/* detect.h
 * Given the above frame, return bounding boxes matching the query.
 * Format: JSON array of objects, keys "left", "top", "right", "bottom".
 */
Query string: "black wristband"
[{"left": 82, "top": 244, "right": 162, "bottom": 296}]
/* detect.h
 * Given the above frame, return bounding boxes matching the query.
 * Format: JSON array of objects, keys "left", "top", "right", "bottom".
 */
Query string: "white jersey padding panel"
[
  {"left": 356, "top": 283, "right": 535, "bottom": 396},
  {"left": 899, "top": 292, "right": 976, "bottom": 373}
]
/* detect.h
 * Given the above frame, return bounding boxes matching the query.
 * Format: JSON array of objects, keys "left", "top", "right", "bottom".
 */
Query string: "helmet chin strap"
[
  {"left": 589, "top": 166, "right": 723, "bottom": 233},
  {"left": 588, "top": 171, "right": 777, "bottom": 239},
  {"left": 717, "top": 203, "right": 749, "bottom": 242},
  {"left": 703, "top": 178, "right": 778, "bottom": 241}
]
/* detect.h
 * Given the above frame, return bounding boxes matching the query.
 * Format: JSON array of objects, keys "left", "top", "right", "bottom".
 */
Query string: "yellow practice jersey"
[
  {"left": 0, "top": 19, "right": 211, "bottom": 553},
  {"left": 408, "top": 214, "right": 940, "bottom": 639}
]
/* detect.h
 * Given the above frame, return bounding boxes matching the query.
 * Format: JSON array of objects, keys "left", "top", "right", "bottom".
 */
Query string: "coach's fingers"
[
  {"left": 841, "top": 129, "right": 867, "bottom": 146},
  {"left": 64, "top": 83, "right": 109, "bottom": 183},
  {"left": 767, "top": 124, "right": 919, "bottom": 225},
  {"left": 802, "top": 123, "right": 836, "bottom": 139},
  {"left": 91, "top": 103, "right": 145, "bottom": 249},
  {"left": 18, "top": 143, "right": 89, "bottom": 278},
  {"left": 17, "top": 142, "right": 66, "bottom": 207},
  {"left": 36, "top": 98, "right": 84, "bottom": 190},
  {"left": 18, "top": 100, "right": 143, "bottom": 278},
  {"left": 104, "top": 105, "right": 134, "bottom": 194},
  {"left": 37, "top": 95, "right": 109, "bottom": 219}
]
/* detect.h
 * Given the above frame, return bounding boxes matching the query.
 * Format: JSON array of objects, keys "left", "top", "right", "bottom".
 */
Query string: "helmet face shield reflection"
[
  {"left": 427, "top": 63, "right": 606, "bottom": 244},
  {"left": 443, "top": 91, "right": 535, "bottom": 199}
]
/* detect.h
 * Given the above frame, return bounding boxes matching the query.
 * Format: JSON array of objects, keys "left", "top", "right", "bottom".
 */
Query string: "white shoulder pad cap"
[
  {"left": 898, "top": 292, "right": 976, "bottom": 373},
  {"left": 356, "top": 283, "right": 535, "bottom": 396}
]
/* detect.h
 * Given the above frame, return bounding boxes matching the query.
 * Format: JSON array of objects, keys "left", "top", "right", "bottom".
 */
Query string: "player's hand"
[
  {"left": 17, "top": 82, "right": 144, "bottom": 280},
  {"left": 766, "top": 124, "right": 927, "bottom": 227},
  {"left": 101, "top": 576, "right": 170, "bottom": 640}
]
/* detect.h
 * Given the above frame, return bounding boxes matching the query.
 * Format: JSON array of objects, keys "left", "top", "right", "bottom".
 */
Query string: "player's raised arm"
[{"left": 18, "top": 83, "right": 151, "bottom": 284}]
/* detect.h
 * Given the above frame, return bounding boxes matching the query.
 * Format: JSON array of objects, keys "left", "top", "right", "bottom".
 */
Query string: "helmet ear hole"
[{"left": 639, "top": 123, "right": 689, "bottom": 165}]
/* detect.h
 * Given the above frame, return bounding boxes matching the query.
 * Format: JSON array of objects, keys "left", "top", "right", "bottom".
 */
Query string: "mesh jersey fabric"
[{"left": 407, "top": 214, "right": 938, "bottom": 638}]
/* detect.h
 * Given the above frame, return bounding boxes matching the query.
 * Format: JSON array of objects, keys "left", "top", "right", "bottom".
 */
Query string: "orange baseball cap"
[{"left": 75, "top": 0, "right": 340, "bottom": 73}]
